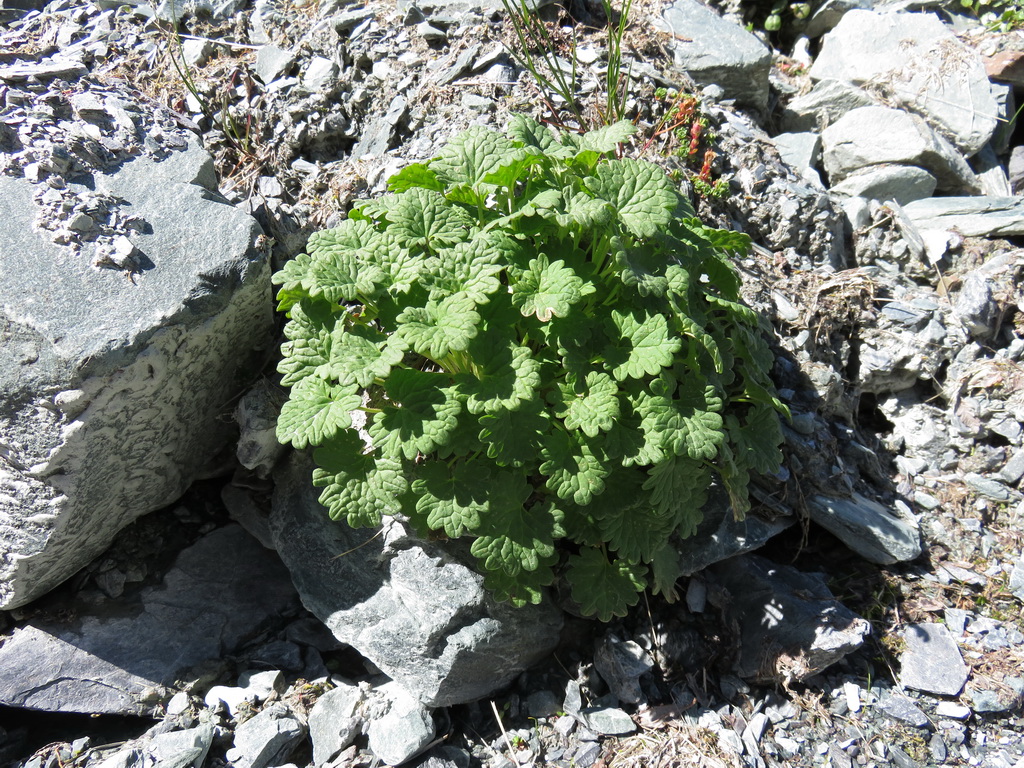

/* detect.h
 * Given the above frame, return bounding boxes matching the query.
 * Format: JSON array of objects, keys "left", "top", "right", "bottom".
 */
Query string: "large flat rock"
[
  {"left": 902, "top": 196, "right": 1024, "bottom": 237},
  {"left": 0, "top": 526, "right": 301, "bottom": 715},
  {"left": 0, "top": 109, "right": 272, "bottom": 609},
  {"left": 810, "top": 10, "right": 1001, "bottom": 156},
  {"left": 270, "top": 453, "right": 563, "bottom": 707}
]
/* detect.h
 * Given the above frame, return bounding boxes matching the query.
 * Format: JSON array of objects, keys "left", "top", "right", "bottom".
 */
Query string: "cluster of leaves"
[
  {"left": 959, "top": 0, "right": 1024, "bottom": 31},
  {"left": 273, "top": 117, "right": 787, "bottom": 621},
  {"left": 648, "top": 89, "right": 729, "bottom": 200}
]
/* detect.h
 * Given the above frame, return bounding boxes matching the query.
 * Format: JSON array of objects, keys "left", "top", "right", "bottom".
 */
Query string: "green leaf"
[
  {"left": 512, "top": 254, "right": 592, "bottom": 322},
  {"left": 312, "top": 432, "right": 407, "bottom": 527},
  {"left": 387, "top": 162, "right": 444, "bottom": 193},
  {"left": 310, "top": 249, "right": 385, "bottom": 303},
  {"left": 433, "top": 236, "right": 508, "bottom": 303},
  {"left": 578, "top": 120, "right": 636, "bottom": 153},
  {"left": 539, "top": 428, "right": 608, "bottom": 505},
  {"left": 272, "top": 252, "right": 314, "bottom": 291},
  {"left": 642, "top": 454, "right": 710, "bottom": 538},
  {"left": 606, "top": 309, "right": 682, "bottom": 381},
  {"left": 307, "top": 218, "right": 380, "bottom": 255},
  {"left": 412, "top": 459, "right": 492, "bottom": 537},
  {"left": 555, "top": 192, "right": 614, "bottom": 230},
  {"left": 478, "top": 401, "right": 551, "bottom": 468},
  {"left": 566, "top": 548, "right": 646, "bottom": 622},
  {"left": 327, "top": 324, "right": 407, "bottom": 388},
  {"left": 482, "top": 565, "right": 553, "bottom": 607},
  {"left": 587, "top": 470, "right": 672, "bottom": 564},
  {"left": 613, "top": 237, "right": 670, "bottom": 298},
  {"left": 730, "top": 406, "right": 784, "bottom": 475},
  {"left": 636, "top": 378, "right": 724, "bottom": 462},
  {"left": 459, "top": 339, "right": 541, "bottom": 414},
  {"left": 385, "top": 188, "right": 476, "bottom": 250},
  {"left": 367, "top": 368, "right": 462, "bottom": 459},
  {"left": 507, "top": 113, "right": 569, "bottom": 157},
  {"left": 396, "top": 292, "right": 480, "bottom": 359},
  {"left": 648, "top": 544, "right": 681, "bottom": 602},
  {"left": 585, "top": 159, "right": 678, "bottom": 238},
  {"left": 276, "top": 377, "right": 361, "bottom": 448},
  {"left": 432, "top": 125, "right": 516, "bottom": 188},
  {"left": 470, "top": 476, "right": 564, "bottom": 574},
  {"left": 551, "top": 371, "right": 620, "bottom": 437}
]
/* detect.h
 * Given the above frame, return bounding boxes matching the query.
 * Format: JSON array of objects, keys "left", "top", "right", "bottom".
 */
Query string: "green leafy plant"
[
  {"left": 273, "top": 117, "right": 787, "bottom": 621},
  {"left": 960, "top": 0, "right": 1024, "bottom": 31},
  {"left": 502, "top": 0, "right": 634, "bottom": 129}
]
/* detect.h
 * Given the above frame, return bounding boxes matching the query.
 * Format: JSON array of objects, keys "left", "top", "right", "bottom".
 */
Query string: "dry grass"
[{"left": 607, "top": 722, "right": 744, "bottom": 768}]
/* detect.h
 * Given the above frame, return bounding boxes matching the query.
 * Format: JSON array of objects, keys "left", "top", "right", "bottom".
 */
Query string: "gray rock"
[
  {"left": 415, "top": 746, "right": 471, "bottom": 768},
  {"left": 779, "top": 78, "right": 876, "bottom": 133},
  {"left": 269, "top": 453, "right": 562, "bottom": 707},
  {"left": 593, "top": 634, "right": 653, "bottom": 704},
  {"left": 998, "top": 450, "right": 1024, "bottom": 486},
  {"left": 964, "top": 473, "right": 1013, "bottom": 502},
  {"left": 302, "top": 56, "right": 339, "bottom": 92},
  {"left": 821, "top": 106, "right": 978, "bottom": 193},
  {"left": 153, "top": 0, "right": 246, "bottom": 22},
  {"left": 879, "top": 695, "right": 929, "bottom": 728},
  {"left": 1009, "top": 558, "right": 1024, "bottom": 602},
  {"left": 773, "top": 132, "right": 821, "bottom": 173},
  {"left": 654, "top": 0, "right": 771, "bottom": 111},
  {"left": 580, "top": 706, "right": 636, "bottom": 736},
  {"left": 308, "top": 683, "right": 366, "bottom": 766},
  {"left": 804, "top": 0, "right": 873, "bottom": 37},
  {"left": 902, "top": 196, "right": 1024, "bottom": 237},
  {"left": 954, "top": 271, "right": 997, "bottom": 339},
  {"left": 810, "top": 10, "right": 1000, "bottom": 156},
  {"left": 0, "top": 526, "right": 300, "bottom": 715},
  {"left": 972, "top": 144, "right": 1012, "bottom": 197},
  {"left": 858, "top": 325, "right": 948, "bottom": 394},
  {"left": 899, "top": 623, "right": 970, "bottom": 696},
  {"left": 366, "top": 682, "right": 435, "bottom": 766},
  {"left": 228, "top": 703, "right": 307, "bottom": 768},
  {"left": 146, "top": 723, "right": 216, "bottom": 768},
  {"left": 351, "top": 95, "right": 408, "bottom": 159},
  {"left": 711, "top": 107, "right": 845, "bottom": 268},
  {"left": 181, "top": 39, "right": 215, "bottom": 69},
  {"left": 808, "top": 493, "right": 921, "bottom": 564},
  {"left": 1010, "top": 146, "right": 1024, "bottom": 195},
  {"left": 0, "top": 123, "right": 271, "bottom": 611},
  {"left": 709, "top": 555, "right": 870, "bottom": 684},
  {"left": 828, "top": 165, "right": 937, "bottom": 206},
  {"left": 676, "top": 488, "right": 793, "bottom": 578},
  {"left": 235, "top": 379, "right": 288, "bottom": 477},
  {"left": 969, "top": 677, "right": 1024, "bottom": 713},
  {"left": 255, "top": 45, "right": 296, "bottom": 85}
]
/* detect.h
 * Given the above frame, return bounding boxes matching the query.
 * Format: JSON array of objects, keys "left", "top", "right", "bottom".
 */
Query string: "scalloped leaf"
[
  {"left": 470, "top": 478, "right": 564, "bottom": 575},
  {"left": 459, "top": 339, "right": 541, "bottom": 415},
  {"left": 412, "top": 459, "right": 492, "bottom": 537},
  {"left": 551, "top": 371, "right": 620, "bottom": 437},
  {"left": 432, "top": 124, "right": 516, "bottom": 188},
  {"left": 385, "top": 188, "right": 476, "bottom": 250},
  {"left": 606, "top": 309, "right": 682, "bottom": 381},
  {"left": 566, "top": 548, "right": 646, "bottom": 622},
  {"left": 327, "top": 324, "right": 407, "bottom": 388},
  {"left": 578, "top": 120, "right": 636, "bottom": 153},
  {"left": 477, "top": 401, "right": 551, "bottom": 468},
  {"left": 642, "top": 454, "right": 710, "bottom": 538},
  {"left": 367, "top": 368, "right": 462, "bottom": 459},
  {"left": 585, "top": 158, "right": 678, "bottom": 238},
  {"left": 276, "top": 377, "right": 361, "bottom": 449},
  {"left": 512, "top": 254, "right": 592, "bottom": 322},
  {"left": 312, "top": 432, "right": 408, "bottom": 527},
  {"left": 396, "top": 292, "right": 480, "bottom": 359},
  {"left": 539, "top": 428, "right": 608, "bottom": 505},
  {"left": 387, "top": 162, "right": 444, "bottom": 193}
]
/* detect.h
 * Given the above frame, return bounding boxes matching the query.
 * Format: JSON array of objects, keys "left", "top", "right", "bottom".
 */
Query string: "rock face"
[
  {"left": 810, "top": 10, "right": 1001, "bottom": 156},
  {"left": 0, "top": 94, "right": 272, "bottom": 610},
  {"left": 0, "top": 526, "right": 300, "bottom": 715},
  {"left": 270, "top": 453, "right": 563, "bottom": 707}
]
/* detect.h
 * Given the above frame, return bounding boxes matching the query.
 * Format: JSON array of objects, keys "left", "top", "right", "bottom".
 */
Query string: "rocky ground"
[{"left": 2, "top": 0, "right": 1024, "bottom": 765}]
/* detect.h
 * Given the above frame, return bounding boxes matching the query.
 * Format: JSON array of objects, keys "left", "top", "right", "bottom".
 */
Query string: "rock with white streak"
[
  {"left": 0, "top": 91, "right": 272, "bottom": 611},
  {"left": 810, "top": 10, "right": 1001, "bottom": 156}
]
